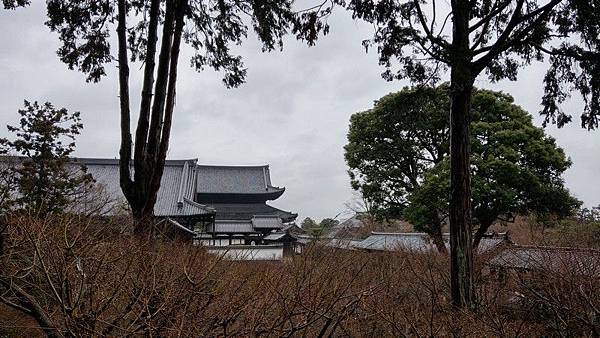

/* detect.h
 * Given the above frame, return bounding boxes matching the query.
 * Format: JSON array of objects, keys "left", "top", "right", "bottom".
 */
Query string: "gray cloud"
[{"left": 1, "top": 3, "right": 598, "bottom": 222}]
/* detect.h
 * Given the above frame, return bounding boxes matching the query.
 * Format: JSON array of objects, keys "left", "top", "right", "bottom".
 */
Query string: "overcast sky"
[{"left": 1, "top": 3, "right": 598, "bottom": 222}]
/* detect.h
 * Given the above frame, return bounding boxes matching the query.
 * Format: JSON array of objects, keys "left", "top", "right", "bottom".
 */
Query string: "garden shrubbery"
[{"left": 0, "top": 213, "right": 598, "bottom": 337}]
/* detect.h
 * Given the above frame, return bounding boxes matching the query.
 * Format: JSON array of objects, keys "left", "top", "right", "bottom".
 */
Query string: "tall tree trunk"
[
  {"left": 430, "top": 223, "right": 448, "bottom": 254},
  {"left": 449, "top": 0, "right": 474, "bottom": 309},
  {"left": 472, "top": 220, "right": 493, "bottom": 250},
  {"left": 151, "top": 0, "right": 186, "bottom": 207},
  {"left": 116, "top": 0, "right": 135, "bottom": 213},
  {"left": 135, "top": 0, "right": 178, "bottom": 234},
  {"left": 134, "top": 0, "right": 160, "bottom": 169},
  {"left": 131, "top": 0, "right": 161, "bottom": 225},
  {"left": 116, "top": 0, "right": 176, "bottom": 235}
]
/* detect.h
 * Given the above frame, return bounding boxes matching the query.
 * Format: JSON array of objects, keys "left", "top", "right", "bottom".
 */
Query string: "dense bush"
[{"left": 0, "top": 214, "right": 598, "bottom": 337}]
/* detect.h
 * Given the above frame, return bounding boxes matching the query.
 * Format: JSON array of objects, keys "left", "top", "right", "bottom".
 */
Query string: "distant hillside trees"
[
  {"left": 0, "top": 101, "right": 92, "bottom": 216},
  {"left": 300, "top": 217, "right": 340, "bottom": 237},
  {"left": 346, "top": 85, "right": 580, "bottom": 252},
  {"left": 300, "top": 217, "right": 318, "bottom": 230},
  {"left": 320, "top": 218, "right": 340, "bottom": 229}
]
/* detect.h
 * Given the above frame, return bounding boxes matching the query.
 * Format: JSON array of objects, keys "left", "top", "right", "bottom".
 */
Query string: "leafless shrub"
[
  {"left": 503, "top": 253, "right": 599, "bottom": 336},
  {"left": 0, "top": 213, "right": 598, "bottom": 337}
]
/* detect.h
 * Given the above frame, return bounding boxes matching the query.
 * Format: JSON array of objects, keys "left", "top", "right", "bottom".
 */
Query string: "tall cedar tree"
[
  {"left": 0, "top": 101, "right": 92, "bottom": 217},
  {"left": 343, "top": 0, "right": 600, "bottom": 307},
  {"left": 3, "top": 1, "right": 329, "bottom": 234}
]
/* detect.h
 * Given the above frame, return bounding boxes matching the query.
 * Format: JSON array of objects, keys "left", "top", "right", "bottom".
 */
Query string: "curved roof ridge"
[
  {"left": 183, "top": 197, "right": 215, "bottom": 212},
  {"left": 265, "top": 202, "right": 296, "bottom": 216},
  {"left": 72, "top": 157, "right": 198, "bottom": 166},
  {"left": 507, "top": 245, "right": 600, "bottom": 253},
  {"left": 195, "top": 164, "right": 270, "bottom": 169},
  {"left": 370, "top": 232, "right": 428, "bottom": 236}
]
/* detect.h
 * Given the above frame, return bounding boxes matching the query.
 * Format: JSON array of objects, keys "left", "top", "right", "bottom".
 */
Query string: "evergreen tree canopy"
[
  {"left": 346, "top": 86, "right": 581, "bottom": 247},
  {"left": 345, "top": 86, "right": 449, "bottom": 219},
  {"left": 0, "top": 101, "right": 93, "bottom": 216}
]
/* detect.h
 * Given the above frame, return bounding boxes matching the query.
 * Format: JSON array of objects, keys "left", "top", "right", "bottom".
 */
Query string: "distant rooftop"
[
  {"left": 208, "top": 203, "right": 297, "bottom": 222},
  {"left": 356, "top": 232, "right": 508, "bottom": 253},
  {"left": 1, "top": 156, "right": 294, "bottom": 223},
  {"left": 73, "top": 158, "right": 214, "bottom": 217},
  {"left": 487, "top": 245, "right": 600, "bottom": 276},
  {"left": 70, "top": 157, "right": 287, "bottom": 197}
]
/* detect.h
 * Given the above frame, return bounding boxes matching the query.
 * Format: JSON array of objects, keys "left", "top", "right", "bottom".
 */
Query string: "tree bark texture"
[
  {"left": 430, "top": 223, "right": 448, "bottom": 254},
  {"left": 472, "top": 220, "right": 494, "bottom": 250},
  {"left": 450, "top": 0, "right": 475, "bottom": 309},
  {"left": 116, "top": 0, "right": 187, "bottom": 235}
]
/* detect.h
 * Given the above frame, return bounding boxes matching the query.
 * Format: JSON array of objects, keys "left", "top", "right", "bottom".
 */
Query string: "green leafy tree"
[
  {"left": 4, "top": 0, "right": 329, "bottom": 234},
  {"left": 347, "top": 86, "right": 580, "bottom": 252},
  {"left": 343, "top": 0, "right": 600, "bottom": 307},
  {"left": 319, "top": 218, "right": 340, "bottom": 229},
  {"left": 0, "top": 101, "right": 93, "bottom": 217},
  {"left": 345, "top": 86, "right": 449, "bottom": 220},
  {"left": 300, "top": 217, "right": 318, "bottom": 230}
]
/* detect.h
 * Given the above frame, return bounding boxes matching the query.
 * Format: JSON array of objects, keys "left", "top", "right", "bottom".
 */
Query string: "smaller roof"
[
  {"left": 326, "top": 238, "right": 362, "bottom": 250},
  {"left": 263, "top": 232, "right": 287, "bottom": 241},
  {"left": 355, "top": 232, "right": 508, "bottom": 253},
  {"left": 211, "top": 220, "right": 255, "bottom": 233},
  {"left": 252, "top": 215, "right": 283, "bottom": 229},
  {"left": 263, "top": 232, "right": 299, "bottom": 242},
  {"left": 357, "top": 232, "right": 433, "bottom": 252},
  {"left": 487, "top": 245, "right": 600, "bottom": 277},
  {"left": 208, "top": 203, "right": 297, "bottom": 222},
  {"left": 282, "top": 223, "right": 305, "bottom": 234},
  {"left": 294, "top": 235, "right": 314, "bottom": 245}
]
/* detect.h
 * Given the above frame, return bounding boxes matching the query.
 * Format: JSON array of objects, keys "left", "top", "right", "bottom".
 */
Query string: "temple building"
[
  {"left": 193, "top": 164, "right": 297, "bottom": 246},
  {"left": 70, "top": 158, "right": 297, "bottom": 245}
]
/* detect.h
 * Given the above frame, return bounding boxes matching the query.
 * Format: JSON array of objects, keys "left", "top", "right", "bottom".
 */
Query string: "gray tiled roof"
[
  {"left": 210, "top": 220, "right": 255, "bottom": 233},
  {"left": 357, "top": 233, "right": 433, "bottom": 252},
  {"left": 1, "top": 156, "right": 296, "bottom": 223},
  {"left": 208, "top": 203, "right": 297, "bottom": 222},
  {"left": 355, "top": 232, "right": 507, "bottom": 253},
  {"left": 487, "top": 246, "right": 600, "bottom": 276},
  {"left": 263, "top": 232, "right": 287, "bottom": 241},
  {"left": 295, "top": 235, "right": 316, "bottom": 245},
  {"left": 251, "top": 215, "right": 283, "bottom": 229},
  {"left": 74, "top": 158, "right": 214, "bottom": 217},
  {"left": 477, "top": 237, "right": 506, "bottom": 253},
  {"left": 196, "top": 165, "right": 284, "bottom": 194}
]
